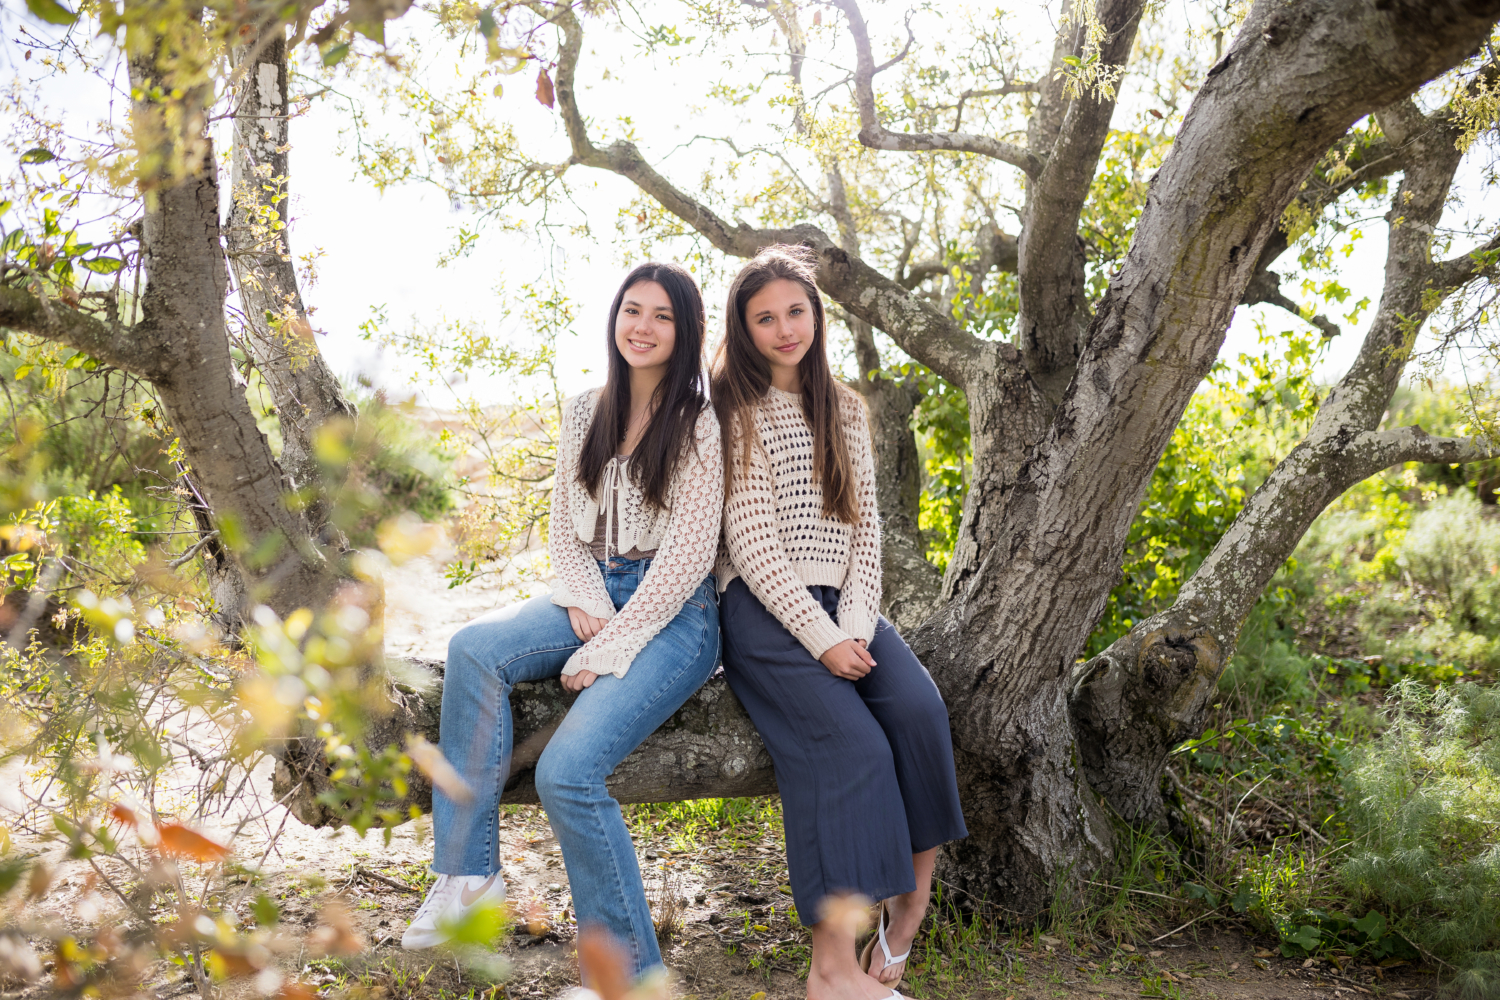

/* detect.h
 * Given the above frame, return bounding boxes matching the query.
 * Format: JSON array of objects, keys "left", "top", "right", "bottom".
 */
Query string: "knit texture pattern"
[
  {"left": 549, "top": 388, "right": 723, "bottom": 677},
  {"left": 716, "top": 386, "right": 882, "bottom": 658}
]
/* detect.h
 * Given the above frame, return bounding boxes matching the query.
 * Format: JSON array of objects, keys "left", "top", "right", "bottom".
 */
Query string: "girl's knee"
[{"left": 534, "top": 743, "right": 592, "bottom": 803}]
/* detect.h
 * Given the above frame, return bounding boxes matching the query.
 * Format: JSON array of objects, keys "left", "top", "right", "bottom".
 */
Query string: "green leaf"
[
  {"left": 19, "top": 147, "right": 55, "bottom": 164},
  {"left": 1, "top": 230, "right": 26, "bottom": 253},
  {"left": 251, "top": 892, "right": 280, "bottom": 926},
  {"left": 24, "top": 0, "right": 76, "bottom": 25},
  {"left": 0, "top": 858, "right": 27, "bottom": 897},
  {"left": 80, "top": 256, "right": 124, "bottom": 274},
  {"left": 321, "top": 42, "right": 350, "bottom": 66},
  {"left": 477, "top": 7, "right": 496, "bottom": 38},
  {"left": 13, "top": 366, "right": 32, "bottom": 380}
]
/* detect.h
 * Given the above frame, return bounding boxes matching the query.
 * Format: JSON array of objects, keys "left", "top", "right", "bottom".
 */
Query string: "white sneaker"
[{"left": 401, "top": 872, "right": 506, "bottom": 950}]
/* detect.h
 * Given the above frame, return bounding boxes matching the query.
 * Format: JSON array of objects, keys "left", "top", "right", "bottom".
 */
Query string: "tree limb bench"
[{"left": 270, "top": 658, "right": 778, "bottom": 827}]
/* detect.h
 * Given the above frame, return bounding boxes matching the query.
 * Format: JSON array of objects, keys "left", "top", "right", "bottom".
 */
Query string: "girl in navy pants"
[{"left": 710, "top": 245, "right": 967, "bottom": 1000}]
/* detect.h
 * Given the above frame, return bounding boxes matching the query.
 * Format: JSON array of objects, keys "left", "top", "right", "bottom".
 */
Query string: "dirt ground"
[{"left": 0, "top": 557, "right": 1450, "bottom": 999}]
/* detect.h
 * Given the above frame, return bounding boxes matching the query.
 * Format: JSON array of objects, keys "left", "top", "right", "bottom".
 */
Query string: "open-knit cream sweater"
[
  {"left": 549, "top": 389, "right": 723, "bottom": 678},
  {"left": 716, "top": 386, "right": 882, "bottom": 658}
]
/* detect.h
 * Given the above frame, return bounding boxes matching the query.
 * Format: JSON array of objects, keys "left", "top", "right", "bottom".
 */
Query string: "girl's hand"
[
  {"left": 567, "top": 606, "right": 609, "bottom": 641},
  {"left": 819, "top": 639, "right": 876, "bottom": 680},
  {"left": 562, "top": 669, "right": 599, "bottom": 692}
]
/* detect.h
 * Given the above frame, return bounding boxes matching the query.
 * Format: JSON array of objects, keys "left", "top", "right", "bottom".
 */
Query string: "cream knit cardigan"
[
  {"left": 715, "top": 386, "right": 882, "bottom": 658},
  {"left": 549, "top": 388, "right": 724, "bottom": 678}
]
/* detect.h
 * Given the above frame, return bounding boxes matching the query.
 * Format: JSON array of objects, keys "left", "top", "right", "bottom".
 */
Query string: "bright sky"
[{"left": 2, "top": 1, "right": 1486, "bottom": 411}]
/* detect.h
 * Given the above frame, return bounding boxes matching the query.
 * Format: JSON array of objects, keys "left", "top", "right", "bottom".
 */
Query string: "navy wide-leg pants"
[{"left": 720, "top": 578, "right": 967, "bottom": 922}]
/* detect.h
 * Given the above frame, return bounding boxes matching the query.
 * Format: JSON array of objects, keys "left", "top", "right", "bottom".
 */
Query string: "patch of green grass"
[{"left": 624, "top": 796, "right": 783, "bottom": 850}]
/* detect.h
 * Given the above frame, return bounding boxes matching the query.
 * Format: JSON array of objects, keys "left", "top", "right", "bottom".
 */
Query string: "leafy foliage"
[{"left": 1340, "top": 681, "right": 1500, "bottom": 989}]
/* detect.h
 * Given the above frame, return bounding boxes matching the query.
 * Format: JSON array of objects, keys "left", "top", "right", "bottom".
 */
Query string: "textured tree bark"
[
  {"left": 271, "top": 660, "right": 777, "bottom": 827},
  {"left": 227, "top": 27, "right": 357, "bottom": 512},
  {"left": 125, "top": 32, "right": 342, "bottom": 622},
  {"left": 1071, "top": 94, "right": 1500, "bottom": 825}
]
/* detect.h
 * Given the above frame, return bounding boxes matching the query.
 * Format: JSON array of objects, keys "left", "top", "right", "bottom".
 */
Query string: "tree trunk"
[
  {"left": 227, "top": 26, "right": 357, "bottom": 520},
  {"left": 271, "top": 661, "right": 777, "bottom": 826},
  {"left": 902, "top": 0, "right": 1500, "bottom": 912}
]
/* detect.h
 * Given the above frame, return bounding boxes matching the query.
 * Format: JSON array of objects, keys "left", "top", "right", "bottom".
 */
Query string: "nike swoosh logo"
[{"left": 460, "top": 874, "right": 499, "bottom": 906}]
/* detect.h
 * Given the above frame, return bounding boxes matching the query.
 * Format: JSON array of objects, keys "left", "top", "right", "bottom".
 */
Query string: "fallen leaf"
[
  {"left": 26, "top": 863, "right": 50, "bottom": 901},
  {"left": 157, "top": 823, "right": 231, "bottom": 862},
  {"left": 1148, "top": 950, "right": 1165, "bottom": 958},
  {"left": 307, "top": 900, "right": 365, "bottom": 957}
]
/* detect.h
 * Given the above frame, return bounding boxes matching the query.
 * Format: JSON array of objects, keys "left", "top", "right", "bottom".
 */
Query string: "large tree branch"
[
  {"left": 835, "top": 0, "right": 1044, "bottom": 177},
  {"left": 1071, "top": 78, "right": 1491, "bottom": 823},
  {"left": 1350, "top": 425, "right": 1500, "bottom": 468},
  {"left": 228, "top": 27, "right": 356, "bottom": 501},
  {"left": 0, "top": 285, "right": 165, "bottom": 376},
  {"left": 274, "top": 662, "right": 777, "bottom": 826},
  {"left": 1017, "top": 0, "right": 1148, "bottom": 403}
]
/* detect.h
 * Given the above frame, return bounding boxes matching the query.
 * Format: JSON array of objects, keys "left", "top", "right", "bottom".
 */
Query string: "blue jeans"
[{"left": 432, "top": 557, "right": 720, "bottom": 975}]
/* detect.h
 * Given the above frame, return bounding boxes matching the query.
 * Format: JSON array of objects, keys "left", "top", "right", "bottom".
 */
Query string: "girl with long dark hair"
[
  {"left": 405, "top": 262, "right": 723, "bottom": 982},
  {"left": 712, "top": 246, "right": 966, "bottom": 1000}
]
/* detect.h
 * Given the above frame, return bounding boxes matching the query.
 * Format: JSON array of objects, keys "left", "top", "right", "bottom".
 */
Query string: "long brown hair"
[
  {"left": 710, "top": 245, "right": 860, "bottom": 524},
  {"left": 578, "top": 261, "right": 708, "bottom": 511}
]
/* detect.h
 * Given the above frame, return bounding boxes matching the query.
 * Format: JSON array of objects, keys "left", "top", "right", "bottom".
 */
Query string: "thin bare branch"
[{"left": 833, "top": 0, "right": 1044, "bottom": 177}]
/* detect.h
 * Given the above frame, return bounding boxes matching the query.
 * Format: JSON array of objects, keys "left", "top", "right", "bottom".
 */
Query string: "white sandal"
[{"left": 859, "top": 901, "right": 912, "bottom": 981}]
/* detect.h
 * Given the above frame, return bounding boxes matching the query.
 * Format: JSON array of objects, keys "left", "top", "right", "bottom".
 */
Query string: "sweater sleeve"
[
  {"left": 723, "top": 410, "right": 852, "bottom": 660},
  {"left": 835, "top": 395, "right": 882, "bottom": 644},
  {"left": 562, "top": 406, "right": 724, "bottom": 678},
  {"left": 548, "top": 393, "right": 615, "bottom": 621}
]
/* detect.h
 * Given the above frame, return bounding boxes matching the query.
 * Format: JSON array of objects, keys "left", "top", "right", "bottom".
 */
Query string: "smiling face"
[
  {"left": 744, "top": 278, "right": 815, "bottom": 388},
  {"left": 613, "top": 280, "right": 677, "bottom": 372}
]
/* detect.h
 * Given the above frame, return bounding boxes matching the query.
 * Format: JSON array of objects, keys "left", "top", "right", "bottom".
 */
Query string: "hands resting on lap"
[
  {"left": 563, "top": 606, "right": 610, "bottom": 691},
  {"left": 819, "top": 638, "right": 875, "bottom": 681}
]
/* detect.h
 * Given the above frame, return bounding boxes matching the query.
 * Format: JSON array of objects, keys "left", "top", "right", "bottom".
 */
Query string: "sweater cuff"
[
  {"left": 838, "top": 608, "right": 878, "bottom": 647},
  {"left": 550, "top": 581, "right": 616, "bottom": 622},
  {"left": 561, "top": 645, "right": 635, "bottom": 679},
  {"left": 795, "top": 615, "right": 853, "bottom": 661}
]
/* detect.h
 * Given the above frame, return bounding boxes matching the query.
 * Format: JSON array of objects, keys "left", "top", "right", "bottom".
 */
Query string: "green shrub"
[
  {"left": 1340, "top": 680, "right": 1500, "bottom": 995},
  {"left": 335, "top": 392, "right": 454, "bottom": 546},
  {"left": 1361, "top": 493, "right": 1500, "bottom": 676}
]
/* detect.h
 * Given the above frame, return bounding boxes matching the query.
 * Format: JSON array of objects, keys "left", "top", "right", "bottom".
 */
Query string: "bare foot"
[
  {"left": 866, "top": 898, "right": 922, "bottom": 986},
  {"left": 809, "top": 964, "right": 900, "bottom": 1000}
]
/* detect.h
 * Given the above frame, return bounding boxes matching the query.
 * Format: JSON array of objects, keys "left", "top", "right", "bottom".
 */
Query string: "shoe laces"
[{"left": 413, "top": 875, "right": 461, "bottom": 922}]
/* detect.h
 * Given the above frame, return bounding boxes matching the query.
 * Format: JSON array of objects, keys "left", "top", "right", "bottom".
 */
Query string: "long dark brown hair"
[
  {"left": 710, "top": 244, "right": 860, "bottom": 525},
  {"left": 578, "top": 261, "right": 708, "bottom": 511}
]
